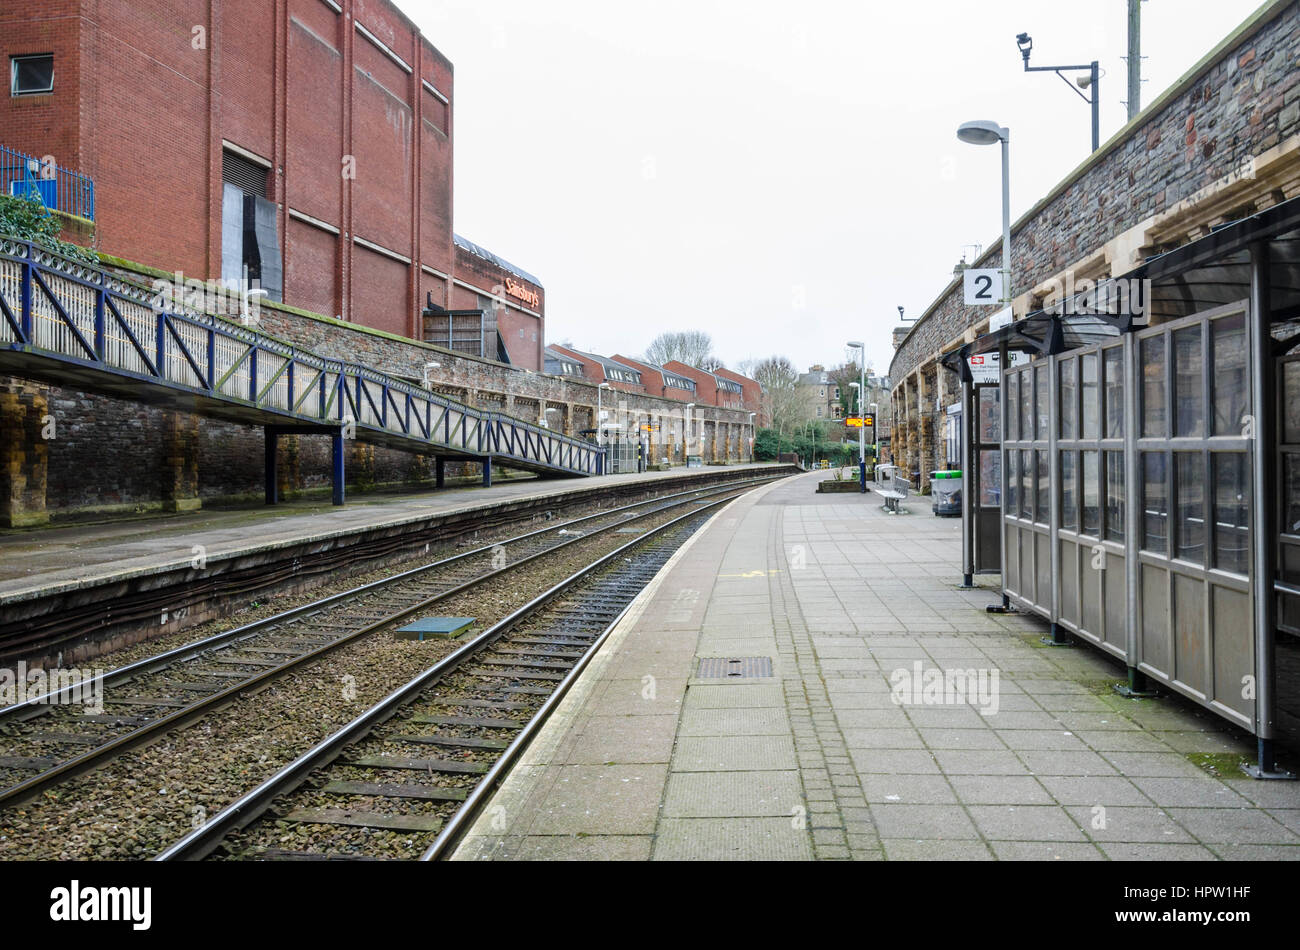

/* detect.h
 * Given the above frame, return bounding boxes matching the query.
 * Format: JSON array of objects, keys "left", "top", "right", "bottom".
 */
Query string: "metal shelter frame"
[{"left": 942, "top": 196, "right": 1300, "bottom": 778}]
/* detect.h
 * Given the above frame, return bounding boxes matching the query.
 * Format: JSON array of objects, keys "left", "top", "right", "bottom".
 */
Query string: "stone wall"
[{"left": 3, "top": 260, "right": 755, "bottom": 520}]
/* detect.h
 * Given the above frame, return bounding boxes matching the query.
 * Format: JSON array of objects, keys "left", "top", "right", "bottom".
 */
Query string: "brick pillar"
[
  {"left": 277, "top": 433, "right": 301, "bottom": 498},
  {"left": 349, "top": 443, "right": 375, "bottom": 491},
  {"left": 920, "top": 376, "right": 931, "bottom": 485},
  {"left": 160, "top": 411, "right": 201, "bottom": 513},
  {"left": 0, "top": 380, "right": 50, "bottom": 527}
]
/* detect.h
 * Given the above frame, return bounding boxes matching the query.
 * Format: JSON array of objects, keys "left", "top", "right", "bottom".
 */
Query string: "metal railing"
[
  {"left": 0, "top": 237, "right": 602, "bottom": 476},
  {"left": 1, "top": 145, "right": 95, "bottom": 222}
]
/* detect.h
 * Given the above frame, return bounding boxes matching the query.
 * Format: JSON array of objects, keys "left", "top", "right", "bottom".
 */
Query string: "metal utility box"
[{"left": 930, "top": 470, "right": 962, "bottom": 517}]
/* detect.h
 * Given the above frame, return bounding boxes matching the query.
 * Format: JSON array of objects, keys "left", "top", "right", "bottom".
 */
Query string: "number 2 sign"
[{"left": 963, "top": 268, "right": 1002, "bottom": 306}]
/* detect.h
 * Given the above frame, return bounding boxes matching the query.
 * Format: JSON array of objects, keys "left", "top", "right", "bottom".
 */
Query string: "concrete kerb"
[
  {"left": 0, "top": 464, "right": 789, "bottom": 605},
  {"left": 449, "top": 473, "right": 795, "bottom": 859}
]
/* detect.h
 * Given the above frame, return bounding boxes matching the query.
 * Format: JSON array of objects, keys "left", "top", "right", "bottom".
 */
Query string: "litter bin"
[{"left": 930, "top": 470, "right": 962, "bottom": 517}]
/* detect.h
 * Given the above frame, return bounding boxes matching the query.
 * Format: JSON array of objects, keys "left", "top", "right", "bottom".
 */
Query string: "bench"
[{"left": 875, "top": 473, "right": 912, "bottom": 514}]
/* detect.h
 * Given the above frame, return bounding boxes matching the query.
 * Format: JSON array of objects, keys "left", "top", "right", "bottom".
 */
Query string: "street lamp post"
[
  {"left": 848, "top": 342, "right": 866, "bottom": 492},
  {"left": 957, "top": 121, "right": 1012, "bottom": 311},
  {"left": 1016, "top": 33, "right": 1099, "bottom": 152},
  {"left": 958, "top": 119, "right": 1014, "bottom": 611},
  {"left": 747, "top": 411, "right": 756, "bottom": 462},
  {"left": 422, "top": 361, "right": 441, "bottom": 389}
]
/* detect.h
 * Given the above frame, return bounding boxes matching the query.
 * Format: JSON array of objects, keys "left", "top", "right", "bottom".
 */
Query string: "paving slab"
[{"left": 450, "top": 471, "right": 1300, "bottom": 862}]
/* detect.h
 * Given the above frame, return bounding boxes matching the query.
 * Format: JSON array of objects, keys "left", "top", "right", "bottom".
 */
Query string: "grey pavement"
[{"left": 452, "top": 469, "right": 1300, "bottom": 861}]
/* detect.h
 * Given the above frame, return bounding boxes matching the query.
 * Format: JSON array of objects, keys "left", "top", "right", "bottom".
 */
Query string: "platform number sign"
[{"left": 963, "top": 268, "right": 1002, "bottom": 306}]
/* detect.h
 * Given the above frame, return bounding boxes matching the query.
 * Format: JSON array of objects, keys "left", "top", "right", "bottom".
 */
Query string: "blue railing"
[
  {"left": 0, "top": 145, "right": 95, "bottom": 222},
  {"left": 0, "top": 237, "right": 603, "bottom": 478}
]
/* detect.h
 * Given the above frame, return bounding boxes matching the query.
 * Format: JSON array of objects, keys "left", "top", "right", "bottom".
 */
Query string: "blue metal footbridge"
[{"left": 0, "top": 238, "right": 604, "bottom": 503}]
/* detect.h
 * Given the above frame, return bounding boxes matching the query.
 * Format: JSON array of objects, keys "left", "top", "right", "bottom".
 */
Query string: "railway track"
[
  {"left": 156, "top": 494, "right": 731, "bottom": 861},
  {"left": 0, "top": 475, "right": 781, "bottom": 810}
]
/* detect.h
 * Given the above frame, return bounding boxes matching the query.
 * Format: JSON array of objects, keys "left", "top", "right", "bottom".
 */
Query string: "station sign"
[
  {"left": 963, "top": 268, "right": 1002, "bottom": 306},
  {"left": 966, "top": 351, "right": 1027, "bottom": 385},
  {"left": 846, "top": 415, "right": 875, "bottom": 428}
]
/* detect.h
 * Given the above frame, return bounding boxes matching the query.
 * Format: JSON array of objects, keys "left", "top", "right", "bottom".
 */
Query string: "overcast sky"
[{"left": 408, "top": 0, "right": 1263, "bottom": 378}]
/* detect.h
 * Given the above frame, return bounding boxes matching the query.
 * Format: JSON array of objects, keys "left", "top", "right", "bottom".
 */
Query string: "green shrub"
[{"left": 0, "top": 193, "right": 97, "bottom": 264}]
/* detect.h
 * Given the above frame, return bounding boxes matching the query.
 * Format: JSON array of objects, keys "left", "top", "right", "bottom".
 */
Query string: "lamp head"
[
  {"left": 1016, "top": 32, "right": 1032, "bottom": 64},
  {"left": 957, "top": 120, "right": 1008, "bottom": 146},
  {"left": 847, "top": 340, "right": 863, "bottom": 348}
]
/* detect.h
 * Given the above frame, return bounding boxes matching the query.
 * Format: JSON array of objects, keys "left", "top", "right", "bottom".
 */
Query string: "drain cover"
[{"left": 696, "top": 657, "right": 773, "bottom": 679}]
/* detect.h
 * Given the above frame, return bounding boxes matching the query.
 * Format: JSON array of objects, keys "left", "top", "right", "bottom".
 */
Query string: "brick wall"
[
  {"left": 0, "top": 0, "right": 546, "bottom": 361},
  {"left": 15, "top": 257, "right": 754, "bottom": 515}
]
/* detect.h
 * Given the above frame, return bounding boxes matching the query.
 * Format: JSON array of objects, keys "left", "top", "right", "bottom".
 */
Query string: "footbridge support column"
[
  {"left": 265, "top": 429, "right": 279, "bottom": 506},
  {"left": 161, "top": 411, "right": 201, "bottom": 513},
  {"left": 331, "top": 432, "right": 345, "bottom": 506},
  {"left": 435, "top": 457, "right": 446, "bottom": 489},
  {"left": 0, "top": 380, "right": 49, "bottom": 528},
  {"left": 481, "top": 457, "right": 493, "bottom": 488}
]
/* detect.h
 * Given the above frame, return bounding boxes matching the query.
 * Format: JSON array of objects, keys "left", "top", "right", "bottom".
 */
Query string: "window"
[
  {"left": 1060, "top": 451, "right": 1078, "bottom": 531},
  {"left": 11, "top": 54, "right": 53, "bottom": 96},
  {"left": 221, "top": 147, "right": 281, "bottom": 301},
  {"left": 1103, "top": 346, "right": 1124, "bottom": 438},
  {"left": 1059, "top": 358, "right": 1077, "bottom": 440}
]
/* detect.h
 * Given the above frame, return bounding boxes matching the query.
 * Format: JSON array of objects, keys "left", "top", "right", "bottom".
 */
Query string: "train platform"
[
  {"left": 0, "top": 463, "right": 782, "bottom": 603},
  {"left": 451, "top": 470, "right": 1300, "bottom": 861}
]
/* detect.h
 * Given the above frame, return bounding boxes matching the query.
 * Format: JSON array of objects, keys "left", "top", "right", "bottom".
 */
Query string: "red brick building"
[
  {"left": 714, "top": 367, "right": 766, "bottom": 424},
  {"left": 609, "top": 355, "right": 697, "bottom": 403},
  {"left": 663, "top": 361, "right": 746, "bottom": 410},
  {"left": 0, "top": 0, "right": 545, "bottom": 369},
  {"left": 545, "top": 344, "right": 646, "bottom": 396}
]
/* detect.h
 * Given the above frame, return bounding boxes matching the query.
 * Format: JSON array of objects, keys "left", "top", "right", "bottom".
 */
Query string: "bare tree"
[
  {"left": 645, "top": 331, "right": 718, "bottom": 369},
  {"left": 750, "top": 355, "right": 802, "bottom": 441}
]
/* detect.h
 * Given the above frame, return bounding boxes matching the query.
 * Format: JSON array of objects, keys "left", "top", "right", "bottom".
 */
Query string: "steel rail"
[
  {"left": 0, "top": 480, "right": 771, "bottom": 807},
  {"left": 420, "top": 593, "right": 637, "bottom": 861},
  {"left": 155, "top": 494, "right": 736, "bottom": 861},
  {"left": 1, "top": 474, "right": 778, "bottom": 720}
]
